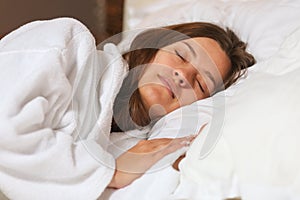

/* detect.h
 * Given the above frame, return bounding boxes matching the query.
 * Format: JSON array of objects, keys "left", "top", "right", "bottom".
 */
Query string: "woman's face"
[{"left": 138, "top": 37, "right": 231, "bottom": 119}]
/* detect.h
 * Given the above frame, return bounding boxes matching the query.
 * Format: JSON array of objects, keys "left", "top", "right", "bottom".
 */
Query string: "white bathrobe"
[{"left": 0, "top": 18, "right": 127, "bottom": 200}]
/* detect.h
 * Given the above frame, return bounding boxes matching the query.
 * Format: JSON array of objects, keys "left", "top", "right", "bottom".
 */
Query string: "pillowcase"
[
  {"left": 130, "top": 0, "right": 300, "bottom": 62},
  {"left": 179, "top": 26, "right": 300, "bottom": 199},
  {"left": 123, "top": 0, "right": 193, "bottom": 30}
]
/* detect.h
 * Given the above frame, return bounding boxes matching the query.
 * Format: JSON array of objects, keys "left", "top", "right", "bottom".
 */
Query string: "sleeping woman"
[
  {"left": 0, "top": 18, "right": 254, "bottom": 199},
  {"left": 109, "top": 22, "right": 255, "bottom": 188}
]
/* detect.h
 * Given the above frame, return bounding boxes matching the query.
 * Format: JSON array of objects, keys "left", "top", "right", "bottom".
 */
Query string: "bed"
[
  {"left": 99, "top": 0, "right": 300, "bottom": 199},
  {"left": 0, "top": 0, "right": 299, "bottom": 199}
]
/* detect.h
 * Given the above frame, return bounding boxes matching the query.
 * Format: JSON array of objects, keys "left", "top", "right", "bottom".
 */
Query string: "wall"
[{"left": 0, "top": 0, "right": 113, "bottom": 43}]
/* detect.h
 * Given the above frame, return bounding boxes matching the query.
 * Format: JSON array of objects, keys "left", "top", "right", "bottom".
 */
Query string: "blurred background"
[{"left": 0, "top": 0, "right": 124, "bottom": 43}]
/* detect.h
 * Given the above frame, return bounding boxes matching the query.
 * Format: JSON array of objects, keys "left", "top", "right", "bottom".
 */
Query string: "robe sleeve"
[{"left": 0, "top": 18, "right": 119, "bottom": 200}]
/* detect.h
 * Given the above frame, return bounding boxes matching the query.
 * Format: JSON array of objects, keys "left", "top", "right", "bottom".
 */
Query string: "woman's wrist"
[{"left": 108, "top": 169, "right": 142, "bottom": 189}]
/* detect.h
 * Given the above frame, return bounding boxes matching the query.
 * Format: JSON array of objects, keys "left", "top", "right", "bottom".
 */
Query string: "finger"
[{"left": 155, "top": 136, "right": 194, "bottom": 156}]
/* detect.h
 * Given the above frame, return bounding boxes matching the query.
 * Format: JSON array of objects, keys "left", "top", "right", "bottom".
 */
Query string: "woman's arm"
[{"left": 108, "top": 136, "right": 194, "bottom": 188}]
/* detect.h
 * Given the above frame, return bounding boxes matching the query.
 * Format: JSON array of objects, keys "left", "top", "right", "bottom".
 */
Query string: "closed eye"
[
  {"left": 175, "top": 50, "right": 186, "bottom": 62},
  {"left": 197, "top": 80, "right": 205, "bottom": 93}
]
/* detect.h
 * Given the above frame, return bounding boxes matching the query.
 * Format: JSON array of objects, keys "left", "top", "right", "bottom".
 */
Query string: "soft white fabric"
[
  {"left": 123, "top": 0, "right": 260, "bottom": 31},
  {"left": 178, "top": 26, "right": 300, "bottom": 199},
  {"left": 123, "top": 0, "right": 193, "bottom": 31},
  {"left": 122, "top": 0, "right": 300, "bottom": 62},
  {"left": 100, "top": 166, "right": 181, "bottom": 200},
  {"left": 0, "top": 18, "right": 127, "bottom": 200}
]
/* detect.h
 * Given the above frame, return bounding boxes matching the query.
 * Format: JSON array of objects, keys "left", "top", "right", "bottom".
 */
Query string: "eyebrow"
[{"left": 183, "top": 41, "right": 196, "bottom": 57}]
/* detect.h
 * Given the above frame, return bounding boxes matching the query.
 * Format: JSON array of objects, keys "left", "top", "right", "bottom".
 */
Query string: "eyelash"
[
  {"left": 196, "top": 79, "right": 205, "bottom": 93},
  {"left": 175, "top": 50, "right": 186, "bottom": 62}
]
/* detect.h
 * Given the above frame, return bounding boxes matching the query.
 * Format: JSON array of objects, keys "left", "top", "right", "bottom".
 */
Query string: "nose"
[{"left": 172, "top": 65, "right": 198, "bottom": 87}]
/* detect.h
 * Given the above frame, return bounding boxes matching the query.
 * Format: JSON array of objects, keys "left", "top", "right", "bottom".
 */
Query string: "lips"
[{"left": 157, "top": 74, "right": 176, "bottom": 98}]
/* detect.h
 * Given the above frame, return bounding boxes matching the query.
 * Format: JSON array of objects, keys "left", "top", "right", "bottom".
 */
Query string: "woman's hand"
[
  {"left": 172, "top": 124, "right": 207, "bottom": 171},
  {"left": 108, "top": 136, "right": 195, "bottom": 188}
]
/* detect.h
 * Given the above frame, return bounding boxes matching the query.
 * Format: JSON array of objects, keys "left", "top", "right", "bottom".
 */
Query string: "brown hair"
[{"left": 112, "top": 22, "right": 256, "bottom": 132}]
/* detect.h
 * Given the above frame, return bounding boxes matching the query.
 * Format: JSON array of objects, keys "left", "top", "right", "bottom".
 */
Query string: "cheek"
[{"left": 178, "top": 88, "right": 200, "bottom": 106}]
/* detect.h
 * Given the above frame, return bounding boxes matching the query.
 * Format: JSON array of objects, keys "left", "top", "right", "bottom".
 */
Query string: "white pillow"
[
  {"left": 178, "top": 26, "right": 300, "bottom": 199},
  {"left": 131, "top": 0, "right": 300, "bottom": 62},
  {"left": 123, "top": 0, "right": 193, "bottom": 30}
]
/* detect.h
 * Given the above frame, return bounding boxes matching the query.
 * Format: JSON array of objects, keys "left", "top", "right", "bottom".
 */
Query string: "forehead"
[
  {"left": 191, "top": 37, "right": 230, "bottom": 69},
  {"left": 163, "top": 37, "right": 228, "bottom": 62}
]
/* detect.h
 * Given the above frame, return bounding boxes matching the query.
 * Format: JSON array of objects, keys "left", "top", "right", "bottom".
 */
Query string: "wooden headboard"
[
  {"left": 0, "top": 0, "right": 125, "bottom": 44},
  {"left": 104, "top": 0, "right": 124, "bottom": 43}
]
